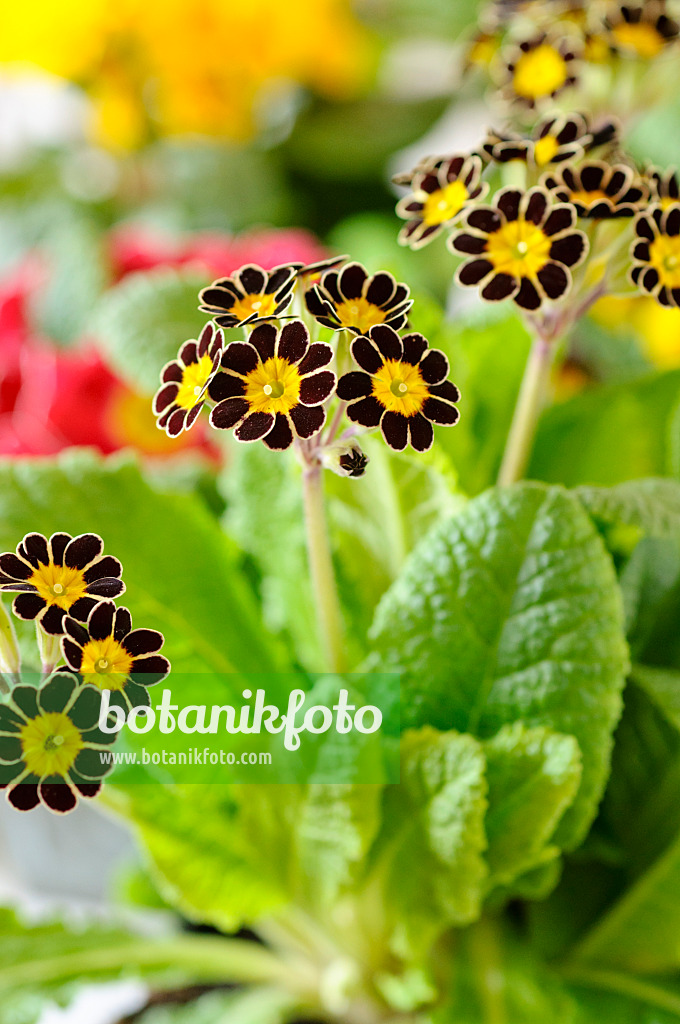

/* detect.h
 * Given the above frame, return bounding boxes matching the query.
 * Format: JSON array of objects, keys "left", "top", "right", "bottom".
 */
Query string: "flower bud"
[{"left": 322, "top": 441, "right": 369, "bottom": 478}]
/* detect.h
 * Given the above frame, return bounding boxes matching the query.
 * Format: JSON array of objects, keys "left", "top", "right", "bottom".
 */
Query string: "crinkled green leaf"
[
  {"left": 0, "top": 452, "right": 285, "bottom": 676},
  {"left": 136, "top": 987, "right": 300, "bottom": 1024},
  {"left": 91, "top": 269, "right": 208, "bottom": 393},
  {"left": 369, "top": 482, "right": 629, "bottom": 850},
  {"left": 380, "top": 727, "right": 488, "bottom": 957},
  {"left": 632, "top": 665, "right": 680, "bottom": 732},
  {"left": 577, "top": 479, "right": 680, "bottom": 540},
  {"left": 483, "top": 723, "right": 582, "bottom": 894},
  {"left": 621, "top": 537, "right": 680, "bottom": 667}
]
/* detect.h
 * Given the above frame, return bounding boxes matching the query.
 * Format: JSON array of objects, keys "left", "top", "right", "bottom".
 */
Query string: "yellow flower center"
[
  {"left": 512, "top": 44, "right": 569, "bottom": 100},
  {"left": 612, "top": 22, "right": 665, "bottom": 58},
  {"left": 486, "top": 218, "right": 552, "bottom": 277},
  {"left": 20, "top": 712, "right": 84, "bottom": 778},
  {"left": 422, "top": 180, "right": 469, "bottom": 226},
  {"left": 230, "top": 292, "right": 278, "bottom": 324},
  {"left": 335, "top": 297, "right": 387, "bottom": 333},
  {"left": 649, "top": 234, "right": 680, "bottom": 289},
  {"left": 468, "top": 34, "right": 496, "bottom": 67},
  {"left": 372, "top": 359, "right": 429, "bottom": 417},
  {"left": 175, "top": 354, "right": 214, "bottom": 411},
  {"left": 243, "top": 356, "right": 302, "bottom": 415},
  {"left": 584, "top": 34, "right": 611, "bottom": 62},
  {"left": 660, "top": 196, "right": 677, "bottom": 211},
  {"left": 29, "top": 563, "right": 88, "bottom": 611},
  {"left": 570, "top": 189, "right": 610, "bottom": 208},
  {"left": 81, "top": 635, "right": 134, "bottom": 692},
  {"left": 533, "top": 135, "right": 560, "bottom": 166}
]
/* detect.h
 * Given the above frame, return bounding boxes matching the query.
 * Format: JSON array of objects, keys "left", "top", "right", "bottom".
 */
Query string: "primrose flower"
[
  {"left": 648, "top": 166, "right": 680, "bottom": 209},
  {"left": 395, "top": 154, "right": 488, "bottom": 249},
  {"left": 483, "top": 113, "right": 618, "bottom": 168},
  {"left": 153, "top": 323, "right": 223, "bottom": 437},
  {"left": 0, "top": 672, "right": 116, "bottom": 814},
  {"left": 336, "top": 324, "right": 460, "bottom": 453},
  {"left": 0, "top": 533, "right": 124, "bottom": 636},
  {"left": 208, "top": 321, "right": 336, "bottom": 450},
  {"left": 630, "top": 204, "right": 680, "bottom": 308},
  {"left": 198, "top": 264, "right": 298, "bottom": 329},
  {"left": 541, "top": 161, "right": 649, "bottom": 218},
  {"left": 604, "top": 3, "right": 679, "bottom": 57},
  {"left": 502, "top": 33, "right": 581, "bottom": 107},
  {"left": 449, "top": 187, "right": 588, "bottom": 311},
  {"left": 305, "top": 263, "right": 412, "bottom": 335},
  {"left": 62, "top": 601, "right": 170, "bottom": 712}
]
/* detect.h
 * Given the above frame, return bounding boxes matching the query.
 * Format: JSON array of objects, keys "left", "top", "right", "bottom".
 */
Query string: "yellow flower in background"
[
  {"left": 0, "top": 0, "right": 373, "bottom": 147},
  {"left": 593, "top": 295, "right": 680, "bottom": 368}
]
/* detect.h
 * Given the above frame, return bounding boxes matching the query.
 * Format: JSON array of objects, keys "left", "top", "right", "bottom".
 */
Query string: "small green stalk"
[
  {"left": 301, "top": 459, "right": 347, "bottom": 673},
  {"left": 497, "top": 332, "right": 554, "bottom": 488},
  {"left": 0, "top": 599, "right": 20, "bottom": 692},
  {"left": 36, "top": 624, "right": 61, "bottom": 681}
]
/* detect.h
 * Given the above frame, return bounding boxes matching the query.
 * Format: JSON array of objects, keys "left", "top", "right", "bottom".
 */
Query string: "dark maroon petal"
[
  {"left": 419, "top": 349, "right": 449, "bottom": 385},
  {"left": 305, "top": 286, "right": 332, "bottom": 319},
  {"left": 365, "top": 272, "right": 396, "bottom": 306},
  {"left": 262, "top": 413, "right": 294, "bottom": 450},
  {"left": 452, "top": 234, "right": 487, "bottom": 255},
  {"left": 39, "top": 605, "right": 67, "bottom": 636},
  {"left": 161, "top": 361, "right": 183, "bottom": 384},
  {"left": 22, "top": 534, "right": 49, "bottom": 568},
  {"left": 221, "top": 342, "right": 259, "bottom": 376},
  {"left": 351, "top": 336, "right": 383, "bottom": 374},
  {"left": 62, "top": 639, "right": 84, "bottom": 671},
  {"left": 13, "top": 593, "right": 45, "bottom": 620},
  {"left": 401, "top": 333, "right": 429, "bottom": 365},
  {"left": 457, "top": 260, "right": 494, "bottom": 286},
  {"left": 298, "top": 342, "right": 333, "bottom": 376},
  {"left": 381, "top": 411, "right": 409, "bottom": 451},
  {"left": 337, "top": 371, "right": 372, "bottom": 401},
  {"left": 658, "top": 286, "right": 673, "bottom": 307},
  {"left": 248, "top": 323, "right": 277, "bottom": 362},
  {"left": 197, "top": 322, "right": 214, "bottom": 357},
  {"left": 338, "top": 262, "right": 368, "bottom": 300},
  {"left": 549, "top": 233, "right": 586, "bottom": 267},
  {"left": 543, "top": 206, "right": 575, "bottom": 236},
  {"left": 0, "top": 553, "right": 32, "bottom": 580},
  {"left": 211, "top": 398, "right": 250, "bottom": 430},
  {"left": 422, "top": 397, "right": 460, "bottom": 425},
  {"left": 496, "top": 190, "right": 521, "bottom": 222},
  {"left": 387, "top": 285, "right": 411, "bottom": 311},
  {"left": 166, "top": 409, "right": 186, "bottom": 437},
  {"left": 236, "top": 264, "right": 267, "bottom": 294},
  {"left": 277, "top": 321, "right": 309, "bottom": 364},
  {"left": 290, "top": 404, "right": 326, "bottom": 439},
  {"left": 69, "top": 596, "right": 98, "bottom": 622},
  {"left": 114, "top": 607, "right": 132, "bottom": 642},
  {"left": 179, "top": 341, "right": 198, "bottom": 366},
  {"left": 266, "top": 264, "right": 296, "bottom": 294},
  {"left": 524, "top": 190, "right": 548, "bottom": 225},
  {"left": 635, "top": 216, "right": 655, "bottom": 242},
  {"left": 409, "top": 414, "right": 434, "bottom": 452},
  {"left": 88, "top": 601, "right": 116, "bottom": 641},
  {"left": 72, "top": 779, "right": 101, "bottom": 798},
  {"left": 581, "top": 164, "right": 604, "bottom": 191},
  {"left": 185, "top": 405, "right": 203, "bottom": 430},
  {"left": 40, "top": 777, "right": 78, "bottom": 813},
  {"left": 347, "top": 396, "right": 384, "bottom": 428},
  {"left": 49, "top": 533, "right": 71, "bottom": 565},
  {"left": 65, "top": 616, "right": 89, "bottom": 644},
  {"left": 467, "top": 208, "right": 501, "bottom": 233},
  {"left": 514, "top": 278, "right": 542, "bottom": 310},
  {"left": 64, "top": 534, "right": 103, "bottom": 571},
  {"left": 199, "top": 285, "right": 237, "bottom": 311},
  {"left": 8, "top": 783, "right": 40, "bottom": 812},
  {"left": 666, "top": 207, "right": 680, "bottom": 237},
  {"left": 299, "top": 371, "right": 336, "bottom": 406},
  {"left": 86, "top": 578, "right": 125, "bottom": 599},
  {"left": 235, "top": 412, "right": 275, "bottom": 442},
  {"left": 429, "top": 380, "right": 461, "bottom": 403},
  {"left": 84, "top": 557, "right": 122, "bottom": 584},
  {"left": 131, "top": 656, "right": 171, "bottom": 684},
  {"left": 122, "top": 628, "right": 163, "bottom": 657},
  {"left": 481, "top": 273, "right": 518, "bottom": 302},
  {"left": 537, "top": 262, "right": 570, "bottom": 299},
  {"left": 369, "top": 325, "right": 403, "bottom": 361},
  {"left": 209, "top": 372, "right": 246, "bottom": 402},
  {"left": 642, "top": 267, "right": 660, "bottom": 292}
]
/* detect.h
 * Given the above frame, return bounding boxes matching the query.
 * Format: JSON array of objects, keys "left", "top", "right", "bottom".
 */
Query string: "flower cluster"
[
  {"left": 0, "top": 531, "right": 170, "bottom": 814},
  {"left": 464, "top": 0, "right": 679, "bottom": 117},
  {"left": 153, "top": 257, "right": 461, "bottom": 464}
]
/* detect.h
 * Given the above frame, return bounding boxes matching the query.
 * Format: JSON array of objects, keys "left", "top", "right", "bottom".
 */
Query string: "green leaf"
[
  {"left": 381, "top": 727, "right": 488, "bottom": 956},
  {"left": 577, "top": 479, "right": 680, "bottom": 540},
  {"left": 135, "top": 987, "right": 300, "bottom": 1024},
  {"left": 632, "top": 665, "right": 680, "bottom": 732},
  {"left": 620, "top": 536, "right": 680, "bottom": 661},
  {"left": 530, "top": 370, "right": 680, "bottom": 486},
  {"left": 369, "top": 482, "right": 629, "bottom": 849},
  {"left": 483, "top": 723, "right": 582, "bottom": 894},
  {"left": 0, "top": 451, "right": 285, "bottom": 676},
  {"left": 91, "top": 269, "right": 208, "bottom": 393}
]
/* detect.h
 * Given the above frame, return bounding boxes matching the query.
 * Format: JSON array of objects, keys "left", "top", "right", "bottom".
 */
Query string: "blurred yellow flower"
[
  {"left": 0, "top": 0, "right": 373, "bottom": 147},
  {"left": 593, "top": 295, "right": 680, "bottom": 368}
]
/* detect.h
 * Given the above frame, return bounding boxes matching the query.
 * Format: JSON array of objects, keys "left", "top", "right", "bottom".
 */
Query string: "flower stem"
[
  {"left": 301, "top": 460, "right": 347, "bottom": 672},
  {"left": 0, "top": 599, "right": 20, "bottom": 692},
  {"left": 497, "top": 332, "right": 554, "bottom": 488},
  {"left": 36, "top": 624, "right": 61, "bottom": 681}
]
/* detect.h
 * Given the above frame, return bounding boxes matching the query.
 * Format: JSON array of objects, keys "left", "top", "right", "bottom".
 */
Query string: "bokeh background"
[{"left": 2, "top": 1, "right": 680, "bottom": 1020}]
